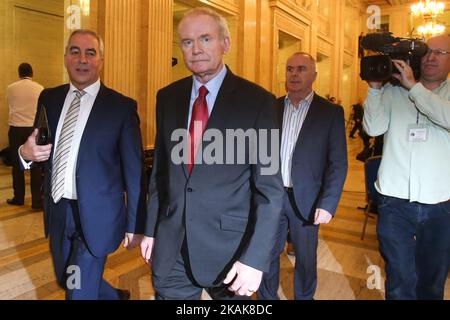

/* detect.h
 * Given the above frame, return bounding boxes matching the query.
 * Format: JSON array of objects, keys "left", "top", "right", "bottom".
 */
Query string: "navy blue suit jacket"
[
  {"left": 36, "top": 83, "right": 146, "bottom": 257},
  {"left": 277, "top": 94, "right": 348, "bottom": 220}
]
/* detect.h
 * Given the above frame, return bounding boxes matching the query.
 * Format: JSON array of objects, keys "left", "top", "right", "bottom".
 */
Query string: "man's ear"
[
  {"left": 99, "top": 56, "right": 104, "bottom": 71},
  {"left": 223, "top": 36, "right": 231, "bottom": 54}
]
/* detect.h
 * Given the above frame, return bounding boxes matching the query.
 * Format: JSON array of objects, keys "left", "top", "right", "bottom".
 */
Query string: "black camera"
[{"left": 359, "top": 32, "right": 429, "bottom": 84}]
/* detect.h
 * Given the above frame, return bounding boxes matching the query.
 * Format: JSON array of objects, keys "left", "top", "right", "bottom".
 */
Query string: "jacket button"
[{"left": 187, "top": 188, "right": 193, "bottom": 192}]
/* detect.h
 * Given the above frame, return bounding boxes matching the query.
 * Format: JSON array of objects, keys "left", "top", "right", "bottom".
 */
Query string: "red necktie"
[{"left": 188, "top": 86, "right": 209, "bottom": 174}]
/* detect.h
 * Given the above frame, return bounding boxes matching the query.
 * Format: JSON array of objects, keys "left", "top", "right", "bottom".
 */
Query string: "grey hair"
[
  {"left": 289, "top": 52, "right": 317, "bottom": 71},
  {"left": 178, "top": 7, "right": 230, "bottom": 40},
  {"left": 65, "top": 29, "right": 104, "bottom": 57}
]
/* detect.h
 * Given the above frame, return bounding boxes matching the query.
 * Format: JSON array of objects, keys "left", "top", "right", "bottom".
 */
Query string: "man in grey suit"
[
  {"left": 140, "top": 7, "right": 284, "bottom": 299},
  {"left": 258, "top": 52, "right": 348, "bottom": 300}
]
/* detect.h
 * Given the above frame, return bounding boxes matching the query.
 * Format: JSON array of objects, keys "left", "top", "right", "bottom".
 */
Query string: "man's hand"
[
  {"left": 140, "top": 236, "right": 155, "bottom": 265},
  {"left": 123, "top": 233, "right": 143, "bottom": 249},
  {"left": 314, "top": 208, "right": 333, "bottom": 225},
  {"left": 223, "top": 261, "right": 263, "bottom": 296},
  {"left": 392, "top": 59, "right": 417, "bottom": 90},
  {"left": 20, "top": 129, "right": 52, "bottom": 162}
]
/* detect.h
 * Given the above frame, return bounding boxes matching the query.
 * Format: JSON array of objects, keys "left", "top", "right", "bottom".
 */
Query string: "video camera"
[{"left": 359, "top": 32, "right": 429, "bottom": 84}]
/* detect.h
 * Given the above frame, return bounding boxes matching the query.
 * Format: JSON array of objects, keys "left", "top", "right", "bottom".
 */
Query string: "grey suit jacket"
[{"left": 145, "top": 69, "right": 284, "bottom": 287}]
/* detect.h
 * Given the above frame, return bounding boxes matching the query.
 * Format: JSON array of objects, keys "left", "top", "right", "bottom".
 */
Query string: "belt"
[
  {"left": 61, "top": 198, "right": 78, "bottom": 204},
  {"left": 284, "top": 187, "right": 293, "bottom": 193}
]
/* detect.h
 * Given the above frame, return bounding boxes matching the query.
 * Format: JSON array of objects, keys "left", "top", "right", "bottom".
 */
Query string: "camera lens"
[
  {"left": 360, "top": 55, "right": 392, "bottom": 81},
  {"left": 377, "top": 63, "right": 389, "bottom": 74}
]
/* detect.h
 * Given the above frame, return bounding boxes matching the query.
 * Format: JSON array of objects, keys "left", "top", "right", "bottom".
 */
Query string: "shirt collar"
[
  {"left": 69, "top": 79, "right": 101, "bottom": 97},
  {"left": 192, "top": 64, "right": 227, "bottom": 98},
  {"left": 436, "top": 79, "right": 449, "bottom": 91},
  {"left": 285, "top": 90, "right": 314, "bottom": 108}
]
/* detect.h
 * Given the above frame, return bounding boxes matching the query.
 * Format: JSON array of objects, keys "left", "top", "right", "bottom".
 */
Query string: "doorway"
[{"left": 275, "top": 31, "right": 302, "bottom": 97}]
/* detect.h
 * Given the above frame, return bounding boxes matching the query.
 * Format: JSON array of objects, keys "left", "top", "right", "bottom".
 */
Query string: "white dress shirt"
[
  {"left": 21, "top": 80, "right": 101, "bottom": 201},
  {"left": 280, "top": 91, "right": 314, "bottom": 187}
]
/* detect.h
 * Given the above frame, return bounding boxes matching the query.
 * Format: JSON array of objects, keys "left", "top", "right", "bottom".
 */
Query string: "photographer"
[{"left": 363, "top": 34, "right": 450, "bottom": 300}]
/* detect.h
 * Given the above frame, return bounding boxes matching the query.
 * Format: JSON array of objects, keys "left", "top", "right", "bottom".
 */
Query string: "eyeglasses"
[{"left": 425, "top": 49, "right": 450, "bottom": 56}]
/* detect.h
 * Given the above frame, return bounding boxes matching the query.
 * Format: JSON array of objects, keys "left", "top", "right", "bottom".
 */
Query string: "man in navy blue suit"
[
  {"left": 19, "top": 29, "right": 146, "bottom": 300},
  {"left": 258, "top": 52, "right": 348, "bottom": 300}
]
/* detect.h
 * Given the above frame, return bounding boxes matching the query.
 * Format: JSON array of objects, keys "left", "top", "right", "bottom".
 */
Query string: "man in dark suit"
[
  {"left": 19, "top": 29, "right": 146, "bottom": 299},
  {"left": 258, "top": 52, "right": 348, "bottom": 300},
  {"left": 140, "top": 8, "right": 284, "bottom": 299}
]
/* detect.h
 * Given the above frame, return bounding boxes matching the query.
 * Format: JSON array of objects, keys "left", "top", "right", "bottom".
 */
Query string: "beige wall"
[
  {"left": 0, "top": 0, "right": 102, "bottom": 149},
  {"left": 316, "top": 53, "right": 331, "bottom": 97},
  {"left": 0, "top": 0, "right": 65, "bottom": 149},
  {"left": 276, "top": 31, "right": 302, "bottom": 97},
  {"left": 1, "top": 0, "right": 369, "bottom": 149}
]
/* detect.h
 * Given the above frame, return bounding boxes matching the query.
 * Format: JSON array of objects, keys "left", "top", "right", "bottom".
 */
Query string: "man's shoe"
[
  {"left": 118, "top": 289, "right": 131, "bottom": 300},
  {"left": 286, "top": 243, "right": 295, "bottom": 256},
  {"left": 31, "top": 205, "right": 43, "bottom": 212},
  {"left": 6, "top": 198, "right": 24, "bottom": 206}
]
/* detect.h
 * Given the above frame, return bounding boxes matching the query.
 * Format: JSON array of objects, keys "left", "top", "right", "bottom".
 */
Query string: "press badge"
[{"left": 408, "top": 124, "right": 428, "bottom": 142}]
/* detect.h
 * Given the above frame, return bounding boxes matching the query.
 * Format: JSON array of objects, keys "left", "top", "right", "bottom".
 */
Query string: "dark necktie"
[{"left": 188, "top": 86, "right": 209, "bottom": 174}]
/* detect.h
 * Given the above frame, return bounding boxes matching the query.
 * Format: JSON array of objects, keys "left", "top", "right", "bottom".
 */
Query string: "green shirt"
[{"left": 363, "top": 79, "right": 450, "bottom": 204}]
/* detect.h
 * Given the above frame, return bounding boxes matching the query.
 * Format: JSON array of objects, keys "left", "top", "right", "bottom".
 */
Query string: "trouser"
[
  {"left": 258, "top": 190, "right": 319, "bottom": 300},
  {"left": 153, "top": 240, "right": 251, "bottom": 300},
  {"left": 377, "top": 194, "right": 450, "bottom": 300},
  {"left": 8, "top": 126, "right": 42, "bottom": 206},
  {"left": 49, "top": 199, "right": 121, "bottom": 300},
  {"left": 349, "top": 121, "right": 363, "bottom": 137}
]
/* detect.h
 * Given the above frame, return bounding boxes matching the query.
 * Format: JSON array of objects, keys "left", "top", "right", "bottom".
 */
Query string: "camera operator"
[{"left": 363, "top": 34, "right": 450, "bottom": 300}]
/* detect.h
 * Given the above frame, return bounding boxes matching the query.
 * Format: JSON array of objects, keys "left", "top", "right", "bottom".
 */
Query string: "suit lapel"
[
  {"left": 276, "top": 96, "right": 285, "bottom": 131},
  {"left": 294, "top": 93, "right": 321, "bottom": 149},
  {"left": 48, "top": 85, "right": 70, "bottom": 144},
  {"left": 204, "top": 69, "right": 236, "bottom": 132},
  {"left": 175, "top": 78, "right": 193, "bottom": 179},
  {"left": 45, "top": 85, "right": 70, "bottom": 173},
  {"left": 75, "top": 83, "right": 107, "bottom": 173},
  {"left": 176, "top": 77, "right": 193, "bottom": 131}
]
